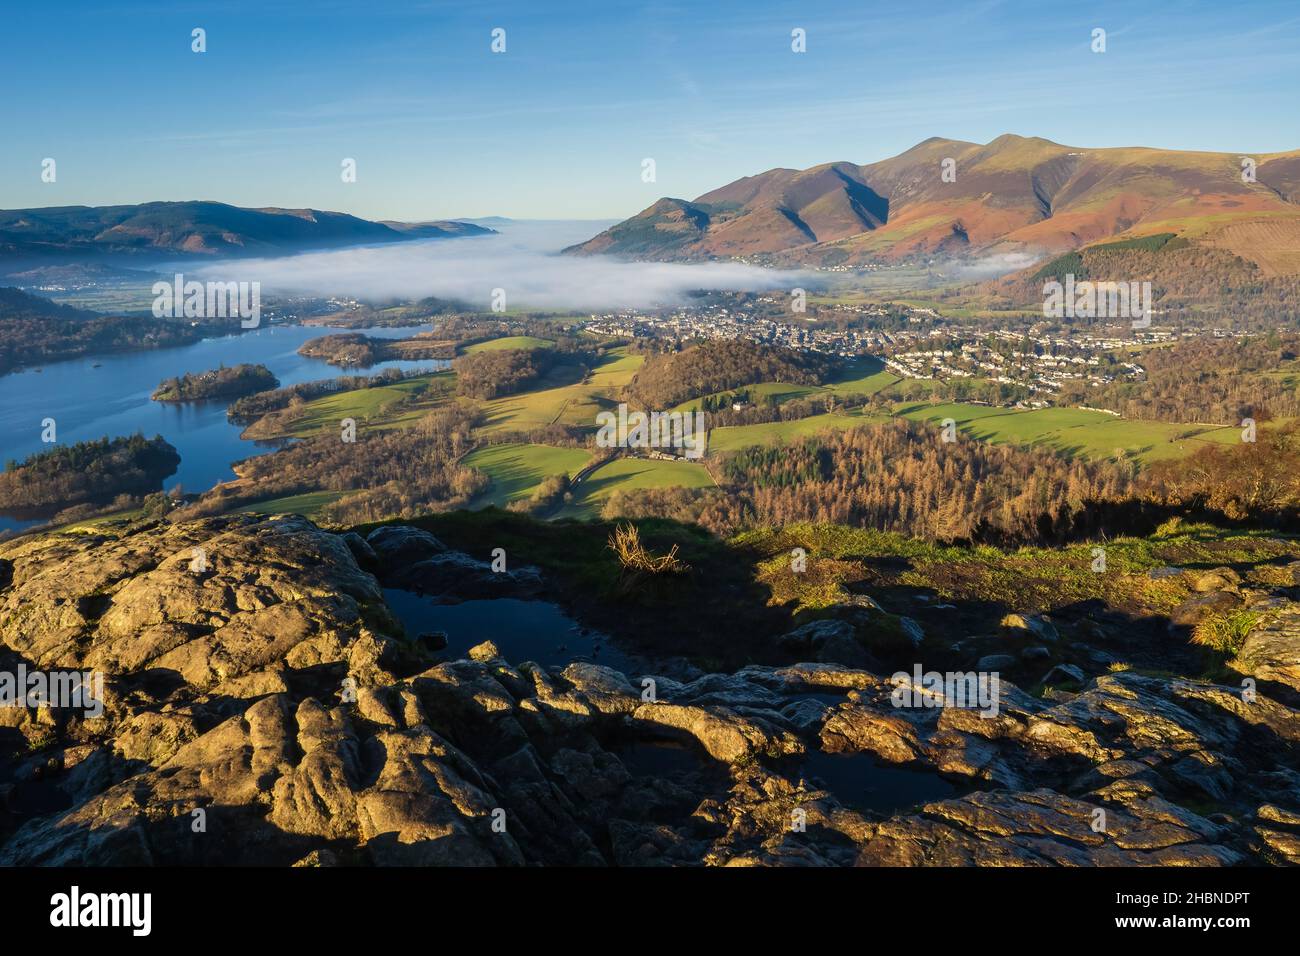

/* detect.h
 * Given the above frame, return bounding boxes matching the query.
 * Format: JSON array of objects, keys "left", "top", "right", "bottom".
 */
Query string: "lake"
[
  {"left": 0, "top": 219, "right": 792, "bottom": 533},
  {"left": 382, "top": 590, "right": 634, "bottom": 673},
  {"left": 798, "top": 750, "right": 958, "bottom": 815},
  {"left": 0, "top": 323, "right": 447, "bottom": 531}
]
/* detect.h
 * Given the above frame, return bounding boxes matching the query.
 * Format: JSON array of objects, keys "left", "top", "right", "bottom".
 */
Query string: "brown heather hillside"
[
  {"left": 964, "top": 233, "right": 1300, "bottom": 322},
  {"left": 567, "top": 135, "right": 1300, "bottom": 281}
]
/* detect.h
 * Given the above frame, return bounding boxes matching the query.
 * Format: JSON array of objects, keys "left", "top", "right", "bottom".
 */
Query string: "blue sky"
[{"left": 2, "top": 0, "right": 1298, "bottom": 220}]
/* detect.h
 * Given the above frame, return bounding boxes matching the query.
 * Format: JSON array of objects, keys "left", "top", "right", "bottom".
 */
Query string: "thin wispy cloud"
[{"left": 5, "top": 0, "right": 1297, "bottom": 216}]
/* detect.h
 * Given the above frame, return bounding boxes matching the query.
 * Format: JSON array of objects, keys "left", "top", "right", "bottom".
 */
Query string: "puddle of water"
[
  {"left": 794, "top": 691, "right": 849, "bottom": 706},
  {"left": 382, "top": 590, "right": 632, "bottom": 672},
  {"left": 2, "top": 778, "right": 73, "bottom": 818},
  {"left": 800, "top": 751, "right": 956, "bottom": 815},
  {"left": 614, "top": 740, "right": 704, "bottom": 779}
]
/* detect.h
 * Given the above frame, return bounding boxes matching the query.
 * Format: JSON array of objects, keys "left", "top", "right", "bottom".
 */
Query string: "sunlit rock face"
[{"left": 0, "top": 515, "right": 1295, "bottom": 867}]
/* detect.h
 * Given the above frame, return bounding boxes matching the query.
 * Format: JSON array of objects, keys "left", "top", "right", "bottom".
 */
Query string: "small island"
[
  {"left": 152, "top": 363, "right": 279, "bottom": 402},
  {"left": 298, "top": 333, "right": 455, "bottom": 368},
  {"left": 0, "top": 434, "right": 180, "bottom": 512}
]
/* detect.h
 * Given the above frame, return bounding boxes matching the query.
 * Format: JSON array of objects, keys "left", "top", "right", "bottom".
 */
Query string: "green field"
[
  {"left": 1186, "top": 424, "right": 1258, "bottom": 446},
  {"left": 282, "top": 384, "right": 409, "bottom": 435},
  {"left": 479, "top": 373, "right": 593, "bottom": 432},
  {"left": 232, "top": 491, "right": 346, "bottom": 517},
  {"left": 884, "top": 375, "right": 1014, "bottom": 401},
  {"left": 239, "top": 346, "right": 642, "bottom": 499},
  {"left": 672, "top": 357, "right": 898, "bottom": 414},
  {"left": 461, "top": 335, "right": 556, "bottom": 353},
  {"left": 708, "top": 411, "right": 879, "bottom": 453},
  {"left": 480, "top": 348, "right": 638, "bottom": 434},
  {"left": 586, "top": 348, "right": 643, "bottom": 387},
  {"left": 822, "top": 356, "right": 900, "bottom": 396},
  {"left": 463, "top": 443, "right": 593, "bottom": 508},
  {"left": 559, "top": 456, "right": 715, "bottom": 519},
  {"left": 672, "top": 381, "right": 823, "bottom": 412},
  {"left": 266, "top": 372, "right": 453, "bottom": 438},
  {"left": 895, "top": 402, "right": 1224, "bottom": 463}
]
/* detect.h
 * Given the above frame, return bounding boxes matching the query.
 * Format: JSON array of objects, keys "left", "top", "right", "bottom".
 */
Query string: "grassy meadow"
[
  {"left": 462, "top": 442, "right": 592, "bottom": 508},
  {"left": 223, "top": 332, "right": 1264, "bottom": 525},
  {"left": 557, "top": 456, "right": 715, "bottom": 519}
]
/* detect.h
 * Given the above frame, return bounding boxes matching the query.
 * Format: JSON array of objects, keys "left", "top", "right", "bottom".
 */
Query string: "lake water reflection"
[{"left": 0, "top": 323, "right": 446, "bottom": 530}]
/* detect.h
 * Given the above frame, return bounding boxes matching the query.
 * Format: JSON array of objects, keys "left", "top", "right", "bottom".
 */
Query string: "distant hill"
[
  {"left": 0, "top": 285, "right": 90, "bottom": 322},
  {"left": 0, "top": 261, "right": 156, "bottom": 284},
  {"left": 962, "top": 230, "right": 1300, "bottom": 324},
  {"left": 453, "top": 216, "right": 514, "bottom": 227},
  {"left": 0, "top": 201, "right": 495, "bottom": 260},
  {"left": 378, "top": 219, "right": 495, "bottom": 239},
  {"left": 566, "top": 135, "right": 1300, "bottom": 278}
]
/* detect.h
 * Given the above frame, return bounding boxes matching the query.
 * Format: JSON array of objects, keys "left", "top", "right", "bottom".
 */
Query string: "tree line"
[
  {"left": 1058, "top": 333, "right": 1300, "bottom": 424},
  {"left": 180, "top": 405, "right": 485, "bottom": 524},
  {"left": 227, "top": 368, "right": 412, "bottom": 424},
  {"left": 454, "top": 347, "right": 563, "bottom": 400},
  {"left": 600, "top": 420, "right": 1136, "bottom": 544},
  {"left": 1145, "top": 423, "right": 1300, "bottom": 523},
  {"left": 0, "top": 434, "right": 179, "bottom": 511},
  {"left": 602, "top": 414, "right": 1300, "bottom": 544},
  {"left": 625, "top": 340, "right": 838, "bottom": 409},
  {"left": 0, "top": 288, "right": 208, "bottom": 375},
  {"left": 152, "top": 363, "right": 279, "bottom": 402}
]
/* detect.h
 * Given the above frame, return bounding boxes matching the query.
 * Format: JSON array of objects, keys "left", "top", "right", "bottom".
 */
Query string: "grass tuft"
[
  {"left": 1191, "top": 609, "right": 1259, "bottom": 657},
  {"left": 609, "top": 522, "right": 689, "bottom": 576}
]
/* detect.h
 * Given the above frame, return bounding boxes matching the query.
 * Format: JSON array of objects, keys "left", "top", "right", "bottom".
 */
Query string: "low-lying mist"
[
  {"left": 191, "top": 220, "right": 816, "bottom": 311},
  {"left": 943, "top": 251, "right": 1044, "bottom": 281}
]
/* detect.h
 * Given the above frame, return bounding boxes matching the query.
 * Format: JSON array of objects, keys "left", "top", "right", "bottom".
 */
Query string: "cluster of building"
[
  {"left": 584, "top": 302, "right": 888, "bottom": 358},
  {"left": 879, "top": 328, "right": 1152, "bottom": 394},
  {"left": 579, "top": 300, "right": 1242, "bottom": 398}
]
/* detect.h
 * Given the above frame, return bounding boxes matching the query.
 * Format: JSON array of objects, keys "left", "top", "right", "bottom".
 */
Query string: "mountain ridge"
[
  {"left": 566, "top": 135, "right": 1300, "bottom": 276},
  {"left": 0, "top": 200, "right": 495, "bottom": 261}
]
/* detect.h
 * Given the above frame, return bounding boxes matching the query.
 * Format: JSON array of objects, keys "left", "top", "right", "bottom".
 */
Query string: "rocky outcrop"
[
  {"left": 1000, "top": 613, "right": 1059, "bottom": 643},
  {"left": 1, "top": 516, "right": 1298, "bottom": 866},
  {"left": 364, "top": 525, "right": 544, "bottom": 600},
  {"left": 774, "top": 597, "right": 923, "bottom": 669},
  {"left": 1238, "top": 598, "right": 1300, "bottom": 699}
]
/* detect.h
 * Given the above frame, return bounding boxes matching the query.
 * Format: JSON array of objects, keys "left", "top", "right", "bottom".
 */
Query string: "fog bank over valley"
[{"left": 191, "top": 219, "right": 816, "bottom": 311}]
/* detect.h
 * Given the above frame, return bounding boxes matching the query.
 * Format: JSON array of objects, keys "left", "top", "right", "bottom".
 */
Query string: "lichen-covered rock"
[
  {"left": 857, "top": 789, "right": 1242, "bottom": 866},
  {"left": 364, "top": 525, "right": 446, "bottom": 565},
  {"left": 1169, "top": 590, "right": 1242, "bottom": 629},
  {"left": 1238, "top": 600, "right": 1300, "bottom": 696},
  {"left": 1000, "top": 613, "right": 1059, "bottom": 643},
  {"left": 2, "top": 517, "right": 1299, "bottom": 867}
]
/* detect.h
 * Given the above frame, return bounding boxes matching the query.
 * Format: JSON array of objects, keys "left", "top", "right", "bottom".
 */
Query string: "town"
[{"left": 579, "top": 297, "right": 1245, "bottom": 400}]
